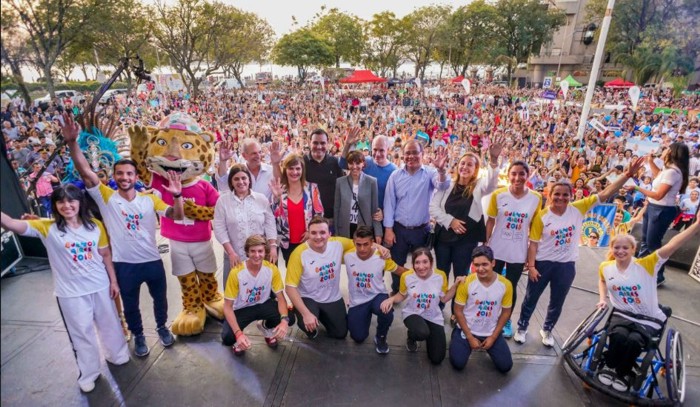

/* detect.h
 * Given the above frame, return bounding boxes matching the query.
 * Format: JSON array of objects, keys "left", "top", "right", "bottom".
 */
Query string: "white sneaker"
[
  {"left": 79, "top": 380, "right": 95, "bottom": 393},
  {"left": 256, "top": 320, "right": 275, "bottom": 338},
  {"left": 513, "top": 329, "right": 527, "bottom": 344},
  {"left": 540, "top": 329, "right": 554, "bottom": 347}
]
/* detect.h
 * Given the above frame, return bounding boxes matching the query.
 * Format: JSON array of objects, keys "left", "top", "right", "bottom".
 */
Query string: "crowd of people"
[{"left": 1, "top": 78, "right": 699, "bottom": 394}]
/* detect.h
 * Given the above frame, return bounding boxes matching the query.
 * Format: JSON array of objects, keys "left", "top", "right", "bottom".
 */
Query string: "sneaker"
[
  {"left": 374, "top": 335, "right": 389, "bottom": 354},
  {"left": 256, "top": 320, "right": 275, "bottom": 338},
  {"left": 305, "top": 329, "right": 318, "bottom": 339},
  {"left": 597, "top": 368, "right": 615, "bottom": 386},
  {"left": 134, "top": 335, "right": 150, "bottom": 357},
  {"left": 406, "top": 337, "right": 418, "bottom": 352},
  {"left": 656, "top": 278, "right": 666, "bottom": 287},
  {"left": 540, "top": 329, "right": 554, "bottom": 347},
  {"left": 232, "top": 343, "right": 245, "bottom": 356},
  {"left": 611, "top": 376, "right": 629, "bottom": 392},
  {"left": 79, "top": 380, "right": 96, "bottom": 393},
  {"left": 502, "top": 320, "right": 513, "bottom": 339},
  {"left": 513, "top": 329, "right": 527, "bottom": 344},
  {"left": 157, "top": 326, "right": 175, "bottom": 347}
]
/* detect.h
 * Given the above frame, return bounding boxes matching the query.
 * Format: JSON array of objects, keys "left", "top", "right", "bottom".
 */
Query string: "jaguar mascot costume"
[{"left": 128, "top": 113, "right": 223, "bottom": 336}]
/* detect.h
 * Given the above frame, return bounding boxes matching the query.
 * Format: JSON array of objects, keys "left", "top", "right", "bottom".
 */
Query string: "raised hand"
[
  {"left": 270, "top": 140, "right": 284, "bottom": 164},
  {"left": 433, "top": 146, "right": 449, "bottom": 172},
  {"left": 625, "top": 156, "right": 645, "bottom": 177},
  {"left": 269, "top": 178, "right": 284, "bottom": 200},
  {"left": 60, "top": 113, "right": 80, "bottom": 143},
  {"left": 163, "top": 171, "right": 182, "bottom": 196},
  {"left": 345, "top": 127, "right": 361, "bottom": 146},
  {"left": 488, "top": 133, "right": 506, "bottom": 161},
  {"left": 219, "top": 140, "right": 235, "bottom": 161}
]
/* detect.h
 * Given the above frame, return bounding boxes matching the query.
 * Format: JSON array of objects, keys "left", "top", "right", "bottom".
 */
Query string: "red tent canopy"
[
  {"left": 604, "top": 78, "right": 635, "bottom": 88},
  {"left": 451, "top": 75, "right": 470, "bottom": 83},
  {"left": 339, "top": 70, "right": 386, "bottom": 83}
]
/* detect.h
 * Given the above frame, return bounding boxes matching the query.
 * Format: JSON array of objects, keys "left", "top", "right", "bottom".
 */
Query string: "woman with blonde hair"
[
  {"left": 430, "top": 138, "right": 504, "bottom": 283},
  {"left": 270, "top": 153, "right": 324, "bottom": 263},
  {"left": 595, "top": 217, "right": 700, "bottom": 391}
]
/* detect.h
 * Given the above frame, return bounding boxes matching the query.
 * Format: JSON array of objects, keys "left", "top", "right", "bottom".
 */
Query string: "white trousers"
[{"left": 58, "top": 287, "right": 130, "bottom": 388}]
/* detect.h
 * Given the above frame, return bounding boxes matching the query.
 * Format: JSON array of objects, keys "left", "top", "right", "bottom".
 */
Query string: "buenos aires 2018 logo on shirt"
[
  {"left": 315, "top": 261, "right": 337, "bottom": 282},
  {"left": 121, "top": 210, "right": 144, "bottom": 232}
]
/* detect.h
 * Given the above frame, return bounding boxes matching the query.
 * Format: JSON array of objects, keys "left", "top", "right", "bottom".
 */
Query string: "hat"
[
  {"left": 45, "top": 139, "right": 55, "bottom": 146},
  {"left": 548, "top": 176, "right": 556, "bottom": 183},
  {"left": 27, "top": 137, "right": 40, "bottom": 145}
]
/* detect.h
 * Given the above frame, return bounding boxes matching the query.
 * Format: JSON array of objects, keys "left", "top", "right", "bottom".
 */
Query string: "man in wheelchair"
[{"left": 594, "top": 216, "right": 699, "bottom": 394}]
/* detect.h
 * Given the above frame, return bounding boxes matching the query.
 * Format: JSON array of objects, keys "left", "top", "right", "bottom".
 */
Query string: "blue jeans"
[
  {"left": 517, "top": 260, "right": 576, "bottom": 332},
  {"left": 639, "top": 203, "right": 678, "bottom": 282},
  {"left": 389, "top": 223, "right": 429, "bottom": 292},
  {"left": 449, "top": 329, "right": 513, "bottom": 372},
  {"left": 347, "top": 294, "right": 393, "bottom": 342},
  {"left": 114, "top": 260, "right": 169, "bottom": 337}
]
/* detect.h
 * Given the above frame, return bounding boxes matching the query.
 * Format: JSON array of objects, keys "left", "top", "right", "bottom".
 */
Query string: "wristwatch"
[{"left": 281, "top": 316, "right": 290, "bottom": 324}]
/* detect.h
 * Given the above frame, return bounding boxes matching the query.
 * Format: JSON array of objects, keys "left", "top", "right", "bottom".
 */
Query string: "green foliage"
[
  {"left": 402, "top": 5, "right": 452, "bottom": 79},
  {"left": 272, "top": 28, "right": 334, "bottom": 82},
  {"left": 1, "top": 81, "right": 129, "bottom": 93},
  {"left": 311, "top": 8, "right": 366, "bottom": 68},
  {"left": 362, "top": 11, "right": 408, "bottom": 78}
]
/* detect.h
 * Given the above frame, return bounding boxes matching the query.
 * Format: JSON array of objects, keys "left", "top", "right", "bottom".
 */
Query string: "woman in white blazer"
[{"left": 429, "top": 140, "right": 503, "bottom": 283}]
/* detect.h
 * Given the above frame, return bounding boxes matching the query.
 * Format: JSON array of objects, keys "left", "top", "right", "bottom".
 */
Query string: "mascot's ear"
[
  {"left": 147, "top": 126, "right": 159, "bottom": 135},
  {"left": 198, "top": 132, "right": 214, "bottom": 144}
]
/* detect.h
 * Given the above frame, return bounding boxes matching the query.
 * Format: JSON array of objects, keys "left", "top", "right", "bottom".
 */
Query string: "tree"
[
  {"left": 492, "top": 0, "right": 566, "bottom": 83},
  {"left": 5, "top": 0, "right": 104, "bottom": 98},
  {"left": 152, "top": 0, "right": 230, "bottom": 97},
  {"left": 402, "top": 5, "right": 451, "bottom": 80},
  {"left": 88, "top": 0, "right": 153, "bottom": 90},
  {"left": 434, "top": 1, "right": 498, "bottom": 77},
  {"left": 363, "top": 11, "right": 408, "bottom": 78},
  {"left": 0, "top": 8, "right": 32, "bottom": 106},
  {"left": 310, "top": 8, "right": 365, "bottom": 68},
  {"left": 217, "top": 8, "right": 275, "bottom": 87},
  {"left": 272, "top": 28, "right": 334, "bottom": 83}
]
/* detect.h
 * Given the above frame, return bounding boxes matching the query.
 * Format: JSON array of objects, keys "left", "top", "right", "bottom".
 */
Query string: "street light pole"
[{"left": 576, "top": 0, "right": 616, "bottom": 140}]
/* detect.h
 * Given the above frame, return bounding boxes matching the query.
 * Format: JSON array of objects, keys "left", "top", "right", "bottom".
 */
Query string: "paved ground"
[{"left": 1, "top": 238, "right": 698, "bottom": 407}]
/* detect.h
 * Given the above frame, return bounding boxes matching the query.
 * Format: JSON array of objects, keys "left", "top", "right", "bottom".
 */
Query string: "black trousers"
[
  {"left": 604, "top": 315, "right": 658, "bottom": 377},
  {"left": 404, "top": 314, "right": 446, "bottom": 365},
  {"left": 293, "top": 297, "right": 347, "bottom": 339},
  {"left": 494, "top": 260, "right": 525, "bottom": 310},
  {"left": 221, "top": 298, "right": 294, "bottom": 346}
]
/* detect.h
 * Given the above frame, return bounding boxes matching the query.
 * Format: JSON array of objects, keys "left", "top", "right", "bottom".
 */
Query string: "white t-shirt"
[
  {"left": 87, "top": 183, "right": 168, "bottom": 263},
  {"left": 344, "top": 249, "right": 398, "bottom": 307},
  {"left": 487, "top": 187, "right": 542, "bottom": 263},
  {"left": 648, "top": 166, "right": 682, "bottom": 207},
  {"left": 399, "top": 269, "right": 448, "bottom": 326},
  {"left": 285, "top": 237, "right": 354, "bottom": 303},
  {"left": 454, "top": 273, "right": 513, "bottom": 337},
  {"left": 23, "top": 219, "right": 110, "bottom": 298},
  {"left": 530, "top": 195, "right": 599, "bottom": 262},
  {"left": 599, "top": 251, "right": 668, "bottom": 329},
  {"left": 349, "top": 184, "right": 360, "bottom": 225},
  {"left": 224, "top": 261, "right": 284, "bottom": 311}
]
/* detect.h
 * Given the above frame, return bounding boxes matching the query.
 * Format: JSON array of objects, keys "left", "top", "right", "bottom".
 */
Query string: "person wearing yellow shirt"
[
  {"left": 450, "top": 246, "right": 513, "bottom": 373},
  {"left": 222, "top": 235, "right": 293, "bottom": 356},
  {"left": 513, "top": 157, "right": 645, "bottom": 347},
  {"left": 595, "top": 216, "right": 700, "bottom": 392}
]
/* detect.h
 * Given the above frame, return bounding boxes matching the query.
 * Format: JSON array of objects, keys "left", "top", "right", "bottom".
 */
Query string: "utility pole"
[{"left": 576, "top": 0, "right": 616, "bottom": 140}]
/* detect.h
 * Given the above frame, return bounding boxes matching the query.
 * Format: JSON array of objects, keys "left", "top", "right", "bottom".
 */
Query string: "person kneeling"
[
  {"left": 222, "top": 235, "right": 293, "bottom": 356},
  {"left": 381, "top": 248, "right": 461, "bottom": 365},
  {"left": 449, "top": 246, "right": 513, "bottom": 373},
  {"left": 345, "top": 226, "right": 407, "bottom": 354}
]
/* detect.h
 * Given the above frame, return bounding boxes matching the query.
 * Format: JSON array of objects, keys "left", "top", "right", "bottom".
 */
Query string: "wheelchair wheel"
[
  {"left": 665, "top": 329, "right": 685, "bottom": 404},
  {"left": 562, "top": 305, "right": 608, "bottom": 354}
]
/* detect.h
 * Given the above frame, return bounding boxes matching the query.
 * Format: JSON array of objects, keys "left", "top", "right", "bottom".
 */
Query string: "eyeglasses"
[{"left": 589, "top": 235, "right": 599, "bottom": 240}]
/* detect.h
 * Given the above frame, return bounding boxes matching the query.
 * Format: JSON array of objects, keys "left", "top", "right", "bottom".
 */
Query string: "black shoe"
[
  {"left": 656, "top": 278, "right": 666, "bottom": 287},
  {"left": 305, "top": 329, "right": 318, "bottom": 339},
  {"left": 406, "top": 337, "right": 418, "bottom": 352},
  {"left": 374, "top": 335, "right": 389, "bottom": 354}
]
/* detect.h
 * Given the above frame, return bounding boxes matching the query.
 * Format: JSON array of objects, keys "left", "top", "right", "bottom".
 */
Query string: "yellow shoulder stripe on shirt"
[
  {"left": 93, "top": 219, "right": 110, "bottom": 248},
  {"left": 635, "top": 252, "right": 660, "bottom": 277},
  {"left": 26, "top": 219, "right": 54, "bottom": 238}
]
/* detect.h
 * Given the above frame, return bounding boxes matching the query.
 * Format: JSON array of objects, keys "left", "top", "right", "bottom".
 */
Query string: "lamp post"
[{"left": 576, "top": 0, "right": 616, "bottom": 140}]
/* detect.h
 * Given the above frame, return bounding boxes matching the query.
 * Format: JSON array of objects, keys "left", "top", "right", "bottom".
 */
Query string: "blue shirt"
[
  {"left": 340, "top": 156, "right": 397, "bottom": 209},
  {"left": 383, "top": 166, "right": 450, "bottom": 228}
]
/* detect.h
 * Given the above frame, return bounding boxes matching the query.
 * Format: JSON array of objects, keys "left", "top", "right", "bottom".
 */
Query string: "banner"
[
  {"left": 625, "top": 139, "right": 660, "bottom": 156},
  {"left": 582, "top": 204, "right": 616, "bottom": 247},
  {"left": 653, "top": 107, "right": 687, "bottom": 115},
  {"left": 541, "top": 90, "right": 557, "bottom": 100}
]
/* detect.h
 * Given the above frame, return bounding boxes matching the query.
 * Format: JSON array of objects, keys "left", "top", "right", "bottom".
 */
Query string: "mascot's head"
[{"left": 146, "top": 112, "right": 213, "bottom": 182}]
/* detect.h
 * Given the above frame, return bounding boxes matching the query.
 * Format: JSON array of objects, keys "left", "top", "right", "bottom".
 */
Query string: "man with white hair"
[{"left": 217, "top": 137, "right": 274, "bottom": 200}]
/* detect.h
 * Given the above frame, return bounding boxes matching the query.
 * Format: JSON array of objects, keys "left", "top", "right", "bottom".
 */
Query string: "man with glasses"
[{"left": 383, "top": 140, "right": 450, "bottom": 294}]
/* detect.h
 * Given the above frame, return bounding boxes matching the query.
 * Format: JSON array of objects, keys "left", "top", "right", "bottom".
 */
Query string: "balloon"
[
  {"left": 604, "top": 115, "right": 611, "bottom": 121},
  {"left": 643, "top": 126, "right": 651, "bottom": 133},
  {"left": 614, "top": 130, "right": 622, "bottom": 137}
]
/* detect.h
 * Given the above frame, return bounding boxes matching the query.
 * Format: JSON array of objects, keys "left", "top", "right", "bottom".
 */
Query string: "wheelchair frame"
[{"left": 562, "top": 305, "right": 685, "bottom": 406}]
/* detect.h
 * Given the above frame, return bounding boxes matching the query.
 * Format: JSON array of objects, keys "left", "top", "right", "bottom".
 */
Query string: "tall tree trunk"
[
  {"left": 44, "top": 64, "right": 55, "bottom": 99},
  {"left": 80, "top": 63, "right": 89, "bottom": 81},
  {"left": 336, "top": 56, "right": 340, "bottom": 68}
]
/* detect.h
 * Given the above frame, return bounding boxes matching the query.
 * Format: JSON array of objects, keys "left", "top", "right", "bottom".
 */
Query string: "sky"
[{"left": 220, "top": 0, "right": 461, "bottom": 36}]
